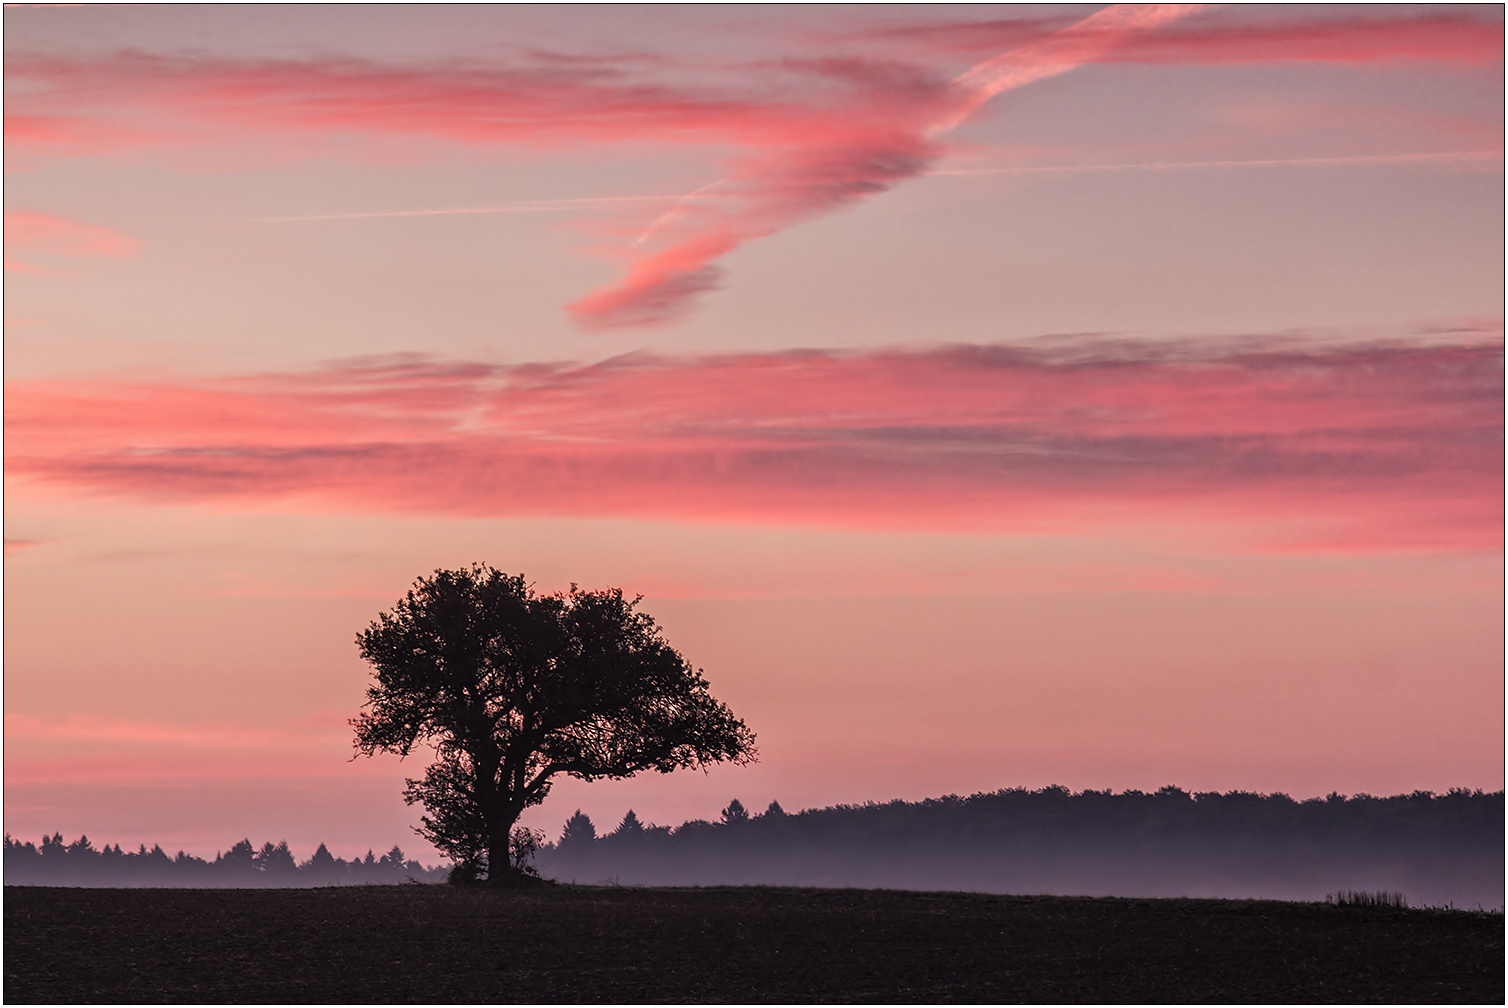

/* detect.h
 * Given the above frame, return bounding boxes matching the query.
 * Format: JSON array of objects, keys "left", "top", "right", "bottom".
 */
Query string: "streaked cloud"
[
  {"left": 10, "top": 10, "right": 1491, "bottom": 158},
  {"left": 8, "top": 332, "right": 1501, "bottom": 551},
  {"left": 932, "top": 150, "right": 1503, "bottom": 177},
  {"left": 9, "top": 5, "right": 1495, "bottom": 327},
  {"left": 3, "top": 713, "right": 342, "bottom": 751},
  {"left": 841, "top": 10, "right": 1503, "bottom": 65},
  {"left": 4, "top": 210, "right": 138, "bottom": 273},
  {"left": 570, "top": 4, "right": 1203, "bottom": 328}
]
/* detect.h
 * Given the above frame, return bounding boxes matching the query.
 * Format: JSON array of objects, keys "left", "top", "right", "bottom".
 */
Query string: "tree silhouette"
[
  {"left": 255, "top": 841, "right": 298, "bottom": 877},
  {"left": 217, "top": 839, "right": 257, "bottom": 877},
  {"left": 559, "top": 810, "right": 598, "bottom": 852},
  {"left": 352, "top": 565, "right": 756, "bottom": 885},
  {"left": 379, "top": 845, "right": 407, "bottom": 881},
  {"left": 613, "top": 810, "right": 645, "bottom": 837},
  {"left": 303, "top": 843, "right": 340, "bottom": 883}
]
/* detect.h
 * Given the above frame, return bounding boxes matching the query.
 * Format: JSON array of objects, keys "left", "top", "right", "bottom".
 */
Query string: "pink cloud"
[
  {"left": 616, "top": 561, "right": 1233, "bottom": 602},
  {"left": 4, "top": 210, "right": 139, "bottom": 273},
  {"left": 3, "top": 51, "right": 847, "bottom": 154},
  {"left": 3, "top": 713, "right": 342, "bottom": 751},
  {"left": 10, "top": 10, "right": 1493, "bottom": 157},
  {"left": 566, "top": 129, "right": 943, "bottom": 328},
  {"left": 9, "top": 6, "right": 1495, "bottom": 327},
  {"left": 571, "top": 4, "right": 1205, "bottom": 328},
  {"left": 4, "top": 754, "right": 384, "bottom": 784},
  {"left": 6, "top": 334, "right": 1501, "bottom": 552},
  {"left": 2, "top": 714, "right": 364, "bottom": 785},
  {"left": 835, "top": 10, "right": 1503, "bottom": 65},
  {"left": 1104, "top": 13, "right": 1505, "bottom": 66},
  {"left": 0, "top": 6, "right": 1205, "bottom": 328},
  {"left": 934, "top": 150, "right": 1504, "bottom": 178}
]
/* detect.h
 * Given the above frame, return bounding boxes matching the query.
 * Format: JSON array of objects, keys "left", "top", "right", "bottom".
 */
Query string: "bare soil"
[{"left": 5, "top": 884, "right": 1502, "bottom": 1003}]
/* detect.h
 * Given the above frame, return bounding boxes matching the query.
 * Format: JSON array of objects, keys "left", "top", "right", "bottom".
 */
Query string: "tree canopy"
[{"left": 352, "top": 565, "right": 756, "bottom": 883}]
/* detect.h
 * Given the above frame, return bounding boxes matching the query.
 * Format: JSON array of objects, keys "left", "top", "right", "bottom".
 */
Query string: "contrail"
[
  {"left": 239, "top": 194, "right": 685, "bottom": 224},
  {"left": 929, "top": 150, "right": 1504, "bottom": 176},
  {"left": 633, "top": 179, "right": 727, "bottom": 246},
  {"left": 232, "top": 140, "right": 1473, "bottom": 231}
]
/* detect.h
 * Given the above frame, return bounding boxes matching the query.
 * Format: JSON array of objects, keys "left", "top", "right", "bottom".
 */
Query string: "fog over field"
[
  {"left": 535, "top": 788, "right": 1504, "bottom": 909},
  {"left": 10, "top": 787, "right": 1501, "bottom": 910}
]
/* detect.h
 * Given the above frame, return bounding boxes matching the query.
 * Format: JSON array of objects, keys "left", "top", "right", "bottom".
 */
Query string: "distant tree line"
[
  {"left": 3, "top": 835, "right": 449, "bottom": 888},
  {"left": 9, "top": 786, "right": 1501, "bottom": 906},
  {"left": 533, "top": 787, "right": 1505, "bottom": 909}
]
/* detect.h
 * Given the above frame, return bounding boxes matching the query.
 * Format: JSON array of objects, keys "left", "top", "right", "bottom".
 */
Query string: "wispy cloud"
[
  {"left": 237, "top": 194, "right": 695, "bottom": 224},
  {"left": 9, "top": 6, "right": 1492, "bottom": 327},
  {"left": 1098, "top": 12, "right": 1504, "bottom": 66},
  {"left": 2, "top": 714, "right": 389, "bottom": 784},
  {"left": 4, "top": 210, "right": 139, "bottom": 273},
  {"left": 3, "top": 713, "right": 343, "bottom": 750},
  {"left": 931, "top": 150, "right": 1504, "bottom": 177},
  {"left": 7, "top": 331, "right": 1501, "bottom": 552},
  {"left": 839, "top": 9, "right": 1503, "bottom": 65},
  {"left": 569, "top": 4, "right": 1204, "bottom": 329},
  {"left": 3, "top": 49, "right": 833, "bottom": 153}
]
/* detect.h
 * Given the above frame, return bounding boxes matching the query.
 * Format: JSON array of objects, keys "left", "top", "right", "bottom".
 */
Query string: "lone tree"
[{"left": 352, "top": 564, "right": 756, "bottom": 884}]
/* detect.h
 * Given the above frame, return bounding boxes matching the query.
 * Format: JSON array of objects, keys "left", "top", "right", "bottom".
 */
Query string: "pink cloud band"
[
  {"left": 850, "top": 11, "right": 1503, "bottom": 65},
  {"left": 8, "top": 12, "right": 1494, "bottom": 157},
  {"left": 7, "top": 334, "right": 1501, "bottom": 551}
]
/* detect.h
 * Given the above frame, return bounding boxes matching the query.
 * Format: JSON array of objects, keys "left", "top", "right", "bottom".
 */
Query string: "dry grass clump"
[{"left": 1327, "top": 889, "right": 1408, "bottom": 908}]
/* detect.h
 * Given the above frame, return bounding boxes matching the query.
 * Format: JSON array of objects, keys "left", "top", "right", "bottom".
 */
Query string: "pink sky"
[{"left": 5, "top": 4, "right": 1502, "bottom": 862}]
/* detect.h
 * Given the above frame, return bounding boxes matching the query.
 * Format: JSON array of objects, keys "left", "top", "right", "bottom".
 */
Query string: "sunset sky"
[{"left": 5, "top": 3, "right": 1503, "bottom": 863}]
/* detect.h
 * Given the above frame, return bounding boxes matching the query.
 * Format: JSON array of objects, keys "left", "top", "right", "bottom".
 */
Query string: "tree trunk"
[
  {"left": 485, "top": 803, "right": 528, "bottom": 886},
  {"left": 485, "top": 828, "right": 515, "bottom": 885}
]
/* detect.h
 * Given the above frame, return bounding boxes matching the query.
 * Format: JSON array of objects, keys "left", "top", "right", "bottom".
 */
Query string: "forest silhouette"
[
  {"left": 8, "top": 785, "right": 1501, "bottom": 907},
  {"left": 2, "top": 835, "right": 448, "bottom": 887},
  {"left": 532, "top": 787, "right": 1503, "bottom": 908}
]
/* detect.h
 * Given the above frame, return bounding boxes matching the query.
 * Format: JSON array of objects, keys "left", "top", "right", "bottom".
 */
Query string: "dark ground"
[{"left": 5, "top": 884, "right": 1502, "bottom": 1004}]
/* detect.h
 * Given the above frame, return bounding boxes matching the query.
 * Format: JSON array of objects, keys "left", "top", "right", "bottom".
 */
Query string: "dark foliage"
[
  {"left": 351, "top": 565, "right": 755, "bottom": 883},
  {"left": 10, "top": 786, "right": 1500, "bottom": 904},
  {"left": 2, "top": 835, "right": 447, "bottom": 888},
  {"left": 539, "top": 786, "right": 1506, "bottom": 908},
  {"left": 509, "top": 827, "right": 546, "bottom": 878},
  {"left": 611, "top": 809, "right": 645, "bottom": 838},
  {"left": 5, "top": 885, "right": 1501, "bottom": 1003},
  {"left": 558, "top": 810, "right": 597, "bottom": 851}
]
